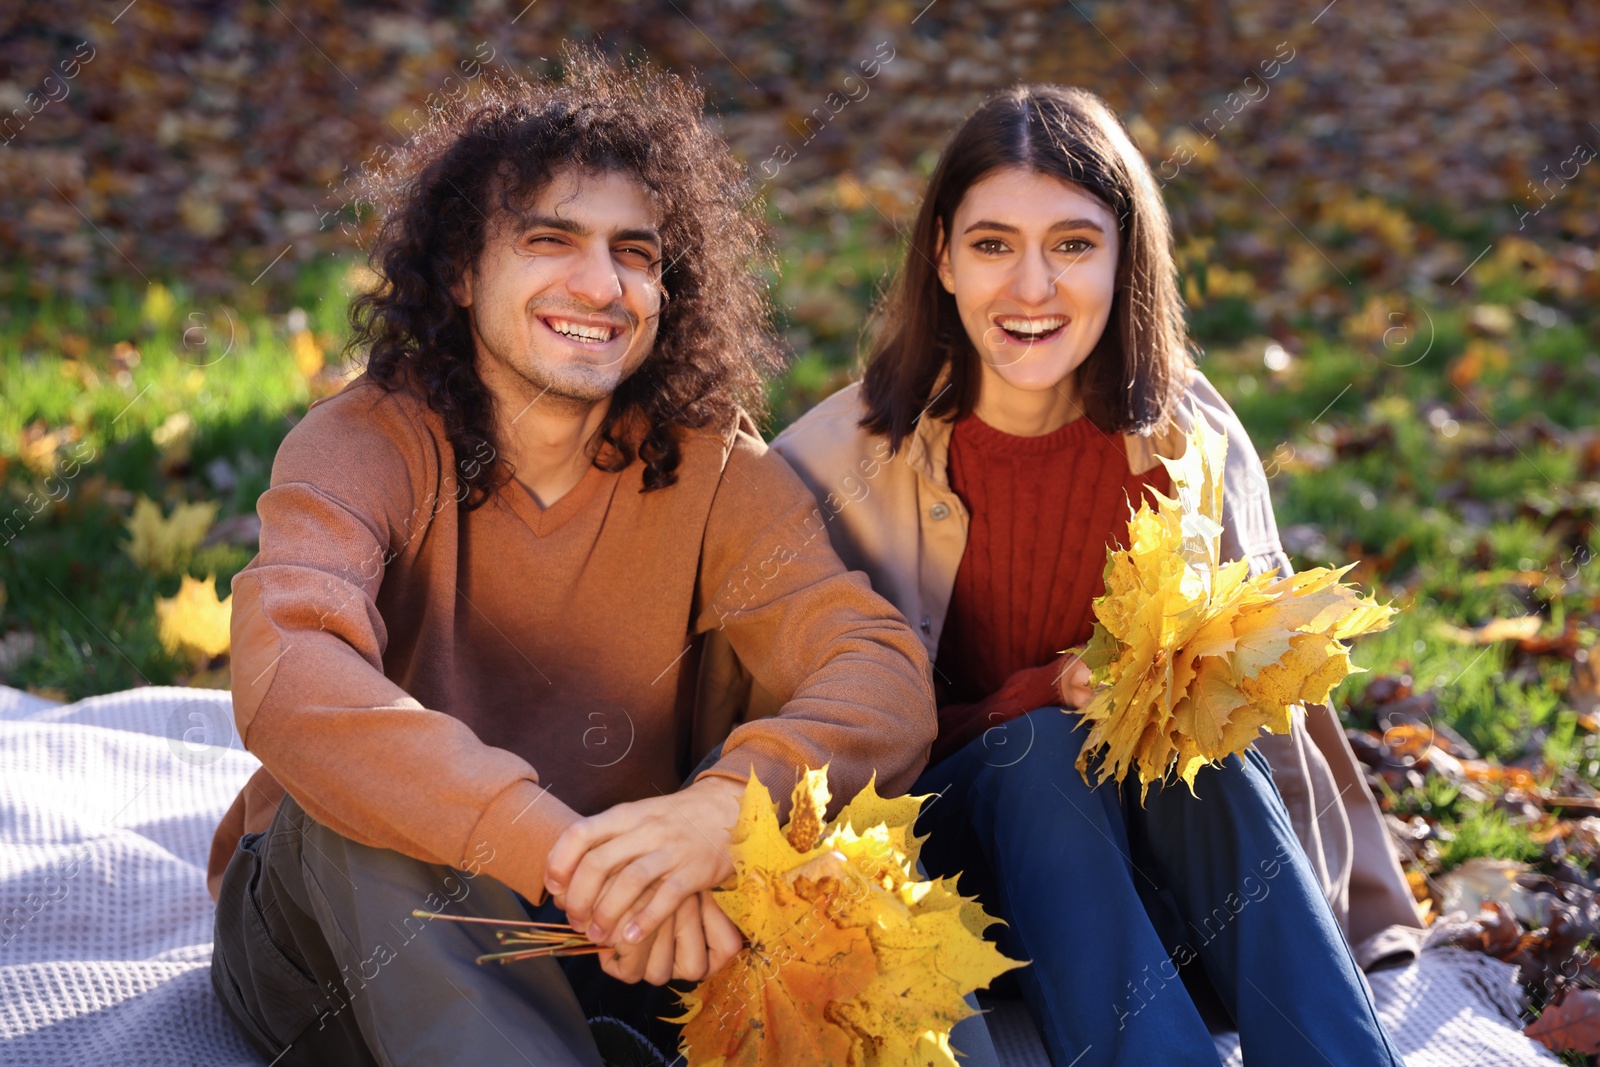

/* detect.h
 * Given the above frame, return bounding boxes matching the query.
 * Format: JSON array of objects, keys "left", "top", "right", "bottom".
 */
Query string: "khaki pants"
[
  {"left": 210, "top": 790, "right": 608, "bottom": 1066},
  {"left": 211, "top": 789, "right": 1001, "bottom": 1066}
]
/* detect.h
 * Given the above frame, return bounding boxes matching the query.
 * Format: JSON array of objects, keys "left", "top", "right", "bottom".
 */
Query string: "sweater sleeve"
[
  {"left": 690, "top": 420, "right": 938, "bottom": 819},
  {"left": 929, "top": 661, "right": 1064, "bottom": 768},
  {"left": 227, "top": 384, "right": 580, "bottom": 906}
]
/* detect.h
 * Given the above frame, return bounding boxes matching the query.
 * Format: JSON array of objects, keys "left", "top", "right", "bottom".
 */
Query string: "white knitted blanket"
[
  {"left": 0, "top": 684, "right": 1563, "bottom": 1066},
  {"left": 0, "top": 685, "right": 263, "bottom": 1066}
]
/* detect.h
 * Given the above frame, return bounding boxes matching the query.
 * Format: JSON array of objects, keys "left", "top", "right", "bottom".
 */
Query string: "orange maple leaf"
[
  {"left": 673, "top": 767, "right": 1022, "bottom": 1067},
  {"left": 680, "top": 874, "right": 877, "bottom": 1067}
]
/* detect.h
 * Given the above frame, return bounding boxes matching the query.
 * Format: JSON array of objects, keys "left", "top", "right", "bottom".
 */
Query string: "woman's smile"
[{"left": 991, "top": 313, "right": 1069, "bottom": 344}]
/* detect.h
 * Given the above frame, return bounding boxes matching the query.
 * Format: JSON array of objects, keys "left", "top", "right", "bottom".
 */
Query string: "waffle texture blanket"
[{"left": 0, "top": 684, "right": 1562, "bottom": 1066}]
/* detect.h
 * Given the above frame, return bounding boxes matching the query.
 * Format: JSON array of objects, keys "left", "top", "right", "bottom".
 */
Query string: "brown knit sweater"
[{"left": 208, "top": 376, "right": 936, "bottom": 905}]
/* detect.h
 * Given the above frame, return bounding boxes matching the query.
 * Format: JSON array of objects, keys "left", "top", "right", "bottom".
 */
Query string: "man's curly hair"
[{"left": 346, "top": 45, "right": 781, "bottom": 507}]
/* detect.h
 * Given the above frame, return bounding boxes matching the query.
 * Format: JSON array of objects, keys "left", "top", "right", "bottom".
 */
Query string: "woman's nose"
[{"left": 1009, "top": 246, "right": 1057, "bottom": 306}]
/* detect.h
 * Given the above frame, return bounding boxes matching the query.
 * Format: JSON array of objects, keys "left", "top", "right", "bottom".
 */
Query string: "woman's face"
[{"left": 936, "top": 166, "right": 1120, "bottom": 396}]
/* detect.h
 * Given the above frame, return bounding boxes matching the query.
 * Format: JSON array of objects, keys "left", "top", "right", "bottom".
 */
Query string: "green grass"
[
  {"left": 1435, "top": 803, "right": 1547, "bottom": 869},
  {"left": 2, "top": 200, "right": 1598, "bottom": 845},
  {"left": 0, "top": 257, "right": 356, "bottom": 695}
]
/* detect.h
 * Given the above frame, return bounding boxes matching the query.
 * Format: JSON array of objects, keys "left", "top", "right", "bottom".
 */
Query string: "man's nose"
[{"left": 564, "top": 242, "right": 624, "bottom": 307}]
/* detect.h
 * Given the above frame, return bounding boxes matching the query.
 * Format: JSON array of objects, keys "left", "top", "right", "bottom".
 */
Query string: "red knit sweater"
[{"left": 930, "top": 412, "right": 1172, "bottom": 765}]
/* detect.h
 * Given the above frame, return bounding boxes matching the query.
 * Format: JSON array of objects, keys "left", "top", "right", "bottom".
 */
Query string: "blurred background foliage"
[{"left": 3, "top": 3, "right": 1600, "bottom": 1037}]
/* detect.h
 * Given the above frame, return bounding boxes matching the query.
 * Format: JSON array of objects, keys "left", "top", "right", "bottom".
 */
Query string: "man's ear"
[
  {"left": 934, "top": 219, "right": 955, "bottom": 294},
  {"left": 450, "top": 264, "right": 473, "bottom": 308}
]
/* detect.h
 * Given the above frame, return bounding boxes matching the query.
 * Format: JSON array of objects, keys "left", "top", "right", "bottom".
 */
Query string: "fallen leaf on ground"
[
  {"left": 1445, "top": 901, "right": 1525, "bottom": 957},
  {"left": 1435, "top": 857, "right": 1530, "bottom": 917},
  {"left": 155, "top": 574, "right": 231, "bottom": 664},
  {"left": 1526, "top": 988, "right": 1600, "bottom": 1054},
  {"left": 290, "top": 329, "right": 324, "bottom": 378},
  {"left": 1437, "top": 615, "right": 1543, "bottom": 645},
  {"left": 124, "top": 496, "right": 218, "bottom": 573}
]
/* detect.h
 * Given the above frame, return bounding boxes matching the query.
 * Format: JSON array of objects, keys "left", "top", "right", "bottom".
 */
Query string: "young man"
[{"left": 206, "top": 51, "right": 945, "bottom": 1067}]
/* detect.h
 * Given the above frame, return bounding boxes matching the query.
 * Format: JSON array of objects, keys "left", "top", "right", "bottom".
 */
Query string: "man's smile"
[{"left": 539, "top": 315, "right": 625, "bottom": 346}]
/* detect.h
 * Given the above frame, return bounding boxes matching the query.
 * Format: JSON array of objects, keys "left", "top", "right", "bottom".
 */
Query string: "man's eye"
[
  {"left": 527, "top": 235, "right": 565, "bottom": 248},
  {"left": 617, "top": 247, "right": 655, "bottom": 264}
]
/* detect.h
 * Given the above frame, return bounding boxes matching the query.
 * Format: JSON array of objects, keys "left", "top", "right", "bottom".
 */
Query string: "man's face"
[{"left": 454, "top": 167, "right": 664, "bottom": 408}]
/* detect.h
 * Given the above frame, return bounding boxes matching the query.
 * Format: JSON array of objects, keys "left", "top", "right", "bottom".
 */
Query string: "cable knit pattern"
[{"left": 933, "top": 412, "right": 1172, "bottom": 707}]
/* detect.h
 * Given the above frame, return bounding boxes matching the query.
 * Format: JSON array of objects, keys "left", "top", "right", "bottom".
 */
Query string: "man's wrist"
[
  {"left": 684, "top": 775, "right": 743, "bottom": 878},
  {"left": 471, "top": 778, "right": 583, "bottom": 906}
]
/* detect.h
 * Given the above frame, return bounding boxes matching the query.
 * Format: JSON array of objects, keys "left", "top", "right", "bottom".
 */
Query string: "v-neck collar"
[{"left": 500, "top": 461, "right": 611, "bottom": 537}]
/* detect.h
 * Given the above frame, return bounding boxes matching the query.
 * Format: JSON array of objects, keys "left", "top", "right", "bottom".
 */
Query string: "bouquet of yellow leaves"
[
  {"left": 1074, "top": 414, "right": 1396, "bottom": 800},
  {"left": 421, "top": 768, "right": 1022, "bottom": 1067},
  {"left": 672, "top": 766, "right": 1023, "bottom": 1067}
]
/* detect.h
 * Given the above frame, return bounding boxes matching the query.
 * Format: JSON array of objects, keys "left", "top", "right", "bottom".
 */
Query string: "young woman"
[{"left": 704, "top": 86, "right": 1421, "bottom": 1064}]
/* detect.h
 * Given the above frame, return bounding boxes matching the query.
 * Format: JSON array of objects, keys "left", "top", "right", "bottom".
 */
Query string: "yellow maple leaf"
[
  {"left": 674, "top": 767, "right": 1023, "bottom": 1067},
  {"left": 682, "top": 873, "right": 877, "bottom": 1067},
  {"left": 123, "top": 496, "right": 218, "bottom": 573},
  {"left": 1075, "top": 415, "right": 1396, "bottom": 800},
  {"left": 155, "top": 574, "right": 231, "bottom": 664}
]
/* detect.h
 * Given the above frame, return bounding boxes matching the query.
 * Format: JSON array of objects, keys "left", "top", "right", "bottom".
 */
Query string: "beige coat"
[{"left": 696, "top": 366, "right": 1426, "bottom": 966}]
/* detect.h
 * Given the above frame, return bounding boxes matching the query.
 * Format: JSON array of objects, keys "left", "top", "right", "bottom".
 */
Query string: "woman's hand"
[
  {"left": 1054, "top": 646, "right": 1093, "bottom": 709},
  {"left": 602, "top": 888, "right": 744, "bottom": 985}
]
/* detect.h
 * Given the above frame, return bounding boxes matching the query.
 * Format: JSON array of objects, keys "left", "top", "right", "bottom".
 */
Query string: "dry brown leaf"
[
  {"left": 1437, "top": 615, "right": 1543, "bottom": 645},
  {"left": 1526, "top": 988, "right": 1600, "bottom": 1054}
]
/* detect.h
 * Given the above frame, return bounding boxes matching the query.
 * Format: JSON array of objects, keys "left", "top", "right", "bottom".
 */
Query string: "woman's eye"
[
  {"left": 1057, "top": 238, "right": 1094, "bottom": 254},
  {"left": 972, "top": 238, "right": 1009, "bottom": 254}
]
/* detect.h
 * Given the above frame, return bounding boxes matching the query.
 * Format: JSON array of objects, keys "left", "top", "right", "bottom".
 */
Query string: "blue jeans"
[{"left": 913, "top": 706, "right": 1405, "bottom": 1067}]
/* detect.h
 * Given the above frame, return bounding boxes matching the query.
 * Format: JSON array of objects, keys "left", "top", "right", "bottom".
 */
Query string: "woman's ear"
[{"left": 934, "top": 218, "right": 955, "bottom": 295}]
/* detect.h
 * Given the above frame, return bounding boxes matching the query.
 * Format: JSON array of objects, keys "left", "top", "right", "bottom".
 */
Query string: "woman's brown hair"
[{"left": 859, "top": 85, "right": 1195, "bottom": 451}]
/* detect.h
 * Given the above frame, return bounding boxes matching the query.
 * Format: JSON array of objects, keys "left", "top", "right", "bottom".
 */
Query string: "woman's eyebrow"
[{"left": 962, "top": 217, "right": 1107, "bottom": 235}]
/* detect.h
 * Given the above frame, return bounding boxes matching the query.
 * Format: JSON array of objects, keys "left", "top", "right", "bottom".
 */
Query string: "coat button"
[
  {"left": 920, "top": 616, "right": 931, "bottom": 634},
  {"left": 929, "top": 502, "right": 951, "bottom": 521}
]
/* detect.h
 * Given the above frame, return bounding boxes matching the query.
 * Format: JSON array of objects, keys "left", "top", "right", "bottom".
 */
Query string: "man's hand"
[
  {"left": 545, "top": 775, "right": 742, "bottom": 950},
  {"left": 695, "top": 891, "right": 744, "bottom": 976},
  {"left": 1054, "top": 647, "right": 1093, "bottom": 709},
  {"left": 598, "top": 888, "right": 745, "bottom": 985}
]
